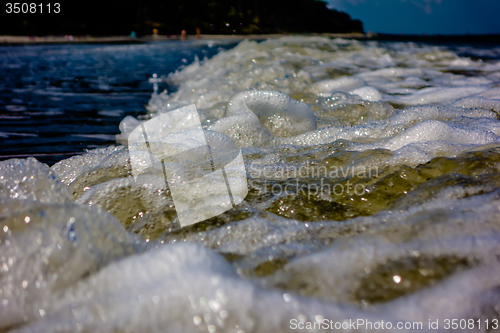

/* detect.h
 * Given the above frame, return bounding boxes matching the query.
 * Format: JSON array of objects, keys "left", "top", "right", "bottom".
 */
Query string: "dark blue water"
[{"left": 0, "top": 41, "right": 236, "bottom": 165}]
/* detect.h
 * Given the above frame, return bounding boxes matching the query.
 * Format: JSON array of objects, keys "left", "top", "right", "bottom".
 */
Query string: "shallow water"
[
  {"left": 2, "top": 37, "right": 500, "bottom": 332},
  {"left": 0, "top": 41, "right": 236, "bottom": 164}
]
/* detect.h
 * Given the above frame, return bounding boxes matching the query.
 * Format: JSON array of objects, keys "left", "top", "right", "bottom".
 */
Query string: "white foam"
[
  {"left": 0, "top": 158, "right": 72, "bottom": 203},
  {"left": 451, "top": 96, "right": 500, "bottom": 112},
  {"left": 390, "top": 86, "right": 488, "bottom": 105},
  {"left": 7, "top": 36, "right": 500, "bottom": 331},
  {"left": 349, "top": 86, "right": 382, "bottom": 102},
  {"left": 304, "top": 76, "right": 365, "bottom": 95},
  {"left": 12, "top": 243, "right": 402, "bottom": 333},
  {"left": 208, "top": 90, "right": 317, "bottom": 147},
  {"left": 0, "top": 158, "right": 144, "bottom": 330}
]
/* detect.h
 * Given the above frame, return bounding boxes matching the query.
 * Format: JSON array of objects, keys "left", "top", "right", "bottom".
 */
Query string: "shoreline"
[
  {"left": 1, "top": 32, "right": 499, "bottom": 46},
  {"left": 0, "top": 33, "right": 368, "bottom": 45}
]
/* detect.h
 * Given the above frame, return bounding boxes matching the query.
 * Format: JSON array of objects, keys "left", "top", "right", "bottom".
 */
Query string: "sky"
[{"left": 326, "top": 0, "right": 500, "bottom": 35}]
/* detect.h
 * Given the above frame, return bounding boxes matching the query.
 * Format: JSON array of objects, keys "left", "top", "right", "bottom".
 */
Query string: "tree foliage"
[{"left": 1, "top": 0, "right": 363, "bottom": 35}]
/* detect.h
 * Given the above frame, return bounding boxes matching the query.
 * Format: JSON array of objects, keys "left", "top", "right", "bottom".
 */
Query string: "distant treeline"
[{"left": 1, "top": 0, "right": 363, "bottom": 36}]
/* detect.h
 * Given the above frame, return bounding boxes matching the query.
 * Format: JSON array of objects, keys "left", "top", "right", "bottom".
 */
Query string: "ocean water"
[
  {"left": 0, "top": 41, "right": 237, "bottom": 164},
  {"left": 2, "top": 37, "right": 500, "bottom": 332}
]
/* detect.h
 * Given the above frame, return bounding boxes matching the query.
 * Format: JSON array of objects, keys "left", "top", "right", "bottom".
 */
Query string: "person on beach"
[{"left": 181, "top": 29, "right": 187, "bottom": 40}]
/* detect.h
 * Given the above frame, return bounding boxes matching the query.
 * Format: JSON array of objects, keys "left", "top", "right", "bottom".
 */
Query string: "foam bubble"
[
  {"left": 349, "top": 86, "right": 382, "bottom": 102},
  {"left": 0, "top": 158, "right": 72, "bottom": 203},
  {"left": 304, "top": 76, "right": 365, "bottom": 95},
  {"left": 390, "top": 86, "right": 489, "bottom": 106},
  {"left": 209, "top": 90, "right": 317, "bottom": 147}
]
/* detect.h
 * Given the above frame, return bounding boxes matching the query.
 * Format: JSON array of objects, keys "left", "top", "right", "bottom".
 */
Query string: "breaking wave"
[{"left": 3, "top": 37, "right": 500, "bottom": 332}]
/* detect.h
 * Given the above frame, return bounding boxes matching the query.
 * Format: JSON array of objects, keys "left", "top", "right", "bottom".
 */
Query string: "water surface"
[
  {"left": 0, "top": 41, "right": 236, "bottom": 164},
  {"left": 2, "top": 37, "right": 500, "bottom": 332}
]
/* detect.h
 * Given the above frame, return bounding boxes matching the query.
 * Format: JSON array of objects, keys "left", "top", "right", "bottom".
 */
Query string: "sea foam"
[{"left": 3, "top": 36, "right": 500, "bottom": 332}]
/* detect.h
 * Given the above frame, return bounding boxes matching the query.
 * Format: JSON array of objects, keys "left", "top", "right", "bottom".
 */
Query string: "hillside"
[{"left": 1, "top": 0, "right": 364, "bottom": 36}]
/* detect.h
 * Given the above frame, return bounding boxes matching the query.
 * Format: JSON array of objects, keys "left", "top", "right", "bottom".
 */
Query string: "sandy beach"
[
  {"left": 0, "top": 33, "right": 369, "bottom": 45},
  {"left": 3, "top": 33, "right": 499, "bottom": 46}
]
